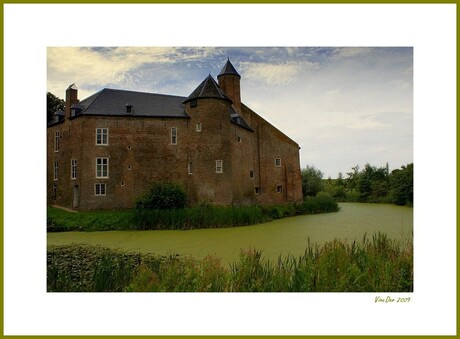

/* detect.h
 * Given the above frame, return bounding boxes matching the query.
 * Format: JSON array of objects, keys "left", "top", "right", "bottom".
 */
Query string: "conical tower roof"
[
  {"left": 184, "top": 74, "right": 232, "bottom": 103},
  {"left": 218, "top": 58, "right": 241, "bottom": 78}
]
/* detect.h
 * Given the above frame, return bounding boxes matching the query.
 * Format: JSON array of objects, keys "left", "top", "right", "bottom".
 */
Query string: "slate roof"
[
  {"left": 183, "top": 74, "right": 232, "bottom": 104},
  {"left": 75, "top": 88, "right": 188, "bottom": 118},
  {"left": 55, "top": 73, "right": 252, "bottom": 131},
  {"left": 230, "top": 112, "right": 253, "bottom": 131},
  {"left": 218, "top": 59, "right": 240, "bottom": 78}
]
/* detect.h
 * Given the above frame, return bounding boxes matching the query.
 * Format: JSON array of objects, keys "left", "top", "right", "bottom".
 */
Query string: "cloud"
[
  {"left": 47, "top": 47, "right": 226, "bottom": 98},
  {"left": 239, "top": 60, "right": 318, "bottom": 86},
  {"left": 330, "top": 47, "right": 375, "bottom": 59}
]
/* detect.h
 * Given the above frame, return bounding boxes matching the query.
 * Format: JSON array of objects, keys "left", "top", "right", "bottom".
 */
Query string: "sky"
[{"left": 48, "top": 47, "right": 412, "bottom": 178}]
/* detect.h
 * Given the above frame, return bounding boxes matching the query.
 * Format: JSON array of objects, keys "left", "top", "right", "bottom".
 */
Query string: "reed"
[
  {"left": 48, "top": 196, "right": 339, "bottom": 232},
  {"left": 47, "top": 233, "right": 412, "bottom": 292}
]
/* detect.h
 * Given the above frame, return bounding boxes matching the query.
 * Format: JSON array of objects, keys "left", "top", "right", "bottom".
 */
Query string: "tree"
[
  {"left": 390, "top": 163, "right": 413, "bottom": 206},
  {"left": 357, "top": 163, "right": 390, "bottom": 202},
  {"left": 301, "top": 165, "right": 324, "bottom": 197},
  {"left": 47, "top": 92, "right": 65, "bottom": 123},
  {"left": 346, "top": 165, "right": 360, "bottom": 192},
  {"left": 336, "top": 172, "right": 345, "bottom": 187}
]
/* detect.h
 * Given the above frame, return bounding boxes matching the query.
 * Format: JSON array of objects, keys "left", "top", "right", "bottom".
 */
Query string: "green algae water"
[{"left": 47, "top": 203, "right": 413, "bottom": 264}]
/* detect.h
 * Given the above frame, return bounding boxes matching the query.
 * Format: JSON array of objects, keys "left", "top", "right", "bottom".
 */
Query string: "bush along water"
[
  {"left": 48, "top": 193, "right": 339, "bottom": 232},
  {"left": 47, "top": 233, "right": 412, "bottom": 292}
]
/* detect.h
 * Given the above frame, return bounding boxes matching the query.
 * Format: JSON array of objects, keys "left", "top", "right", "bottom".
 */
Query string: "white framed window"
[
  {"left": 95, "top": 183, "right": 106, "bottom": 196},
  {"left": 188, "top": 162, "right": 193, "bottom": 175},
  {"left": 71, "top": 159, "right": 77, "bottom": 179},
  {"left": 54, "top": 131, "right": 60, "bottom": 152},
  {"left": 96, "top": 157, "right": 109, "bottom": 178},
  {"left": 237, "top": 135, "right": 242, "bottom": 143},
  {"left": 216, "top": 160, "right": 223, "bottom": 173},
  {"left": 275, "top": 158, "right": 282, "bottom": 167},
  {"left": 96, "top": 128, "right": 109, "bottom": 145},
  {"left": 53, "top": 161, "right": 58, "bottom": 180},
  {"left": 171, "top": 127, "right": 177, "bottom": 145},
  {"left": 196, "top": 123, "right": 202, "bottom": 132},
  {"left": 276, "top": 185, "right": 283, "bottom": 193}
]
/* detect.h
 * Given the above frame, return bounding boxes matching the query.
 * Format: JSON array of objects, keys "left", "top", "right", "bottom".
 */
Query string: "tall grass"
[
  {"left": 48, "top": 195, "right": 339, "bottom": 232},
  {"left": 48, "top": 233, "right": 412, "bottom": 292}
]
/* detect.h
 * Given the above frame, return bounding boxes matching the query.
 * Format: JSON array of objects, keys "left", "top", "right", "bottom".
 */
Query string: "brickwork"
[{"left": 47, "top": 61, "right": 303, "bottom": 210}]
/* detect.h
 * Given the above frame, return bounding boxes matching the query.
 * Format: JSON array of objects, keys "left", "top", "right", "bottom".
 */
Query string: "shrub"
[
  {"left": 300, "top": 192, "right": 339, "bottom": 214},
  {"left": 136, "top": 182, "right": 187, "bottom": 210}
]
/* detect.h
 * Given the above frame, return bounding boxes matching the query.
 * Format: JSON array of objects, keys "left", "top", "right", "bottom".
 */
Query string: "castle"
[{"left": 47, "top": 59, "right": 303, "bottom": 210}]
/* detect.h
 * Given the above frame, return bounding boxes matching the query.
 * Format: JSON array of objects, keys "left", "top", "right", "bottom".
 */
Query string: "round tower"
[
  {"left": 217, "top": 58, "right": 241, "bottom": 114},
  {"left": 183, "top": 74, "right": 234, "bottom": 205}
]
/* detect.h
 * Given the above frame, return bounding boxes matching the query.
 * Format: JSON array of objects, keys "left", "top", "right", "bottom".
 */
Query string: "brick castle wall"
[{"left": 48, "top": 74, "right": 303, "bottom": 210}]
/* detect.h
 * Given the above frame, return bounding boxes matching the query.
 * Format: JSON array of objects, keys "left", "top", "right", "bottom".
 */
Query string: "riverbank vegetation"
[
  {"left": 47, "top": 193, "right": 338, "bottom": 232},
  {"left": 302, "top": 163, "right": 413, "bottom": 206},
  {"left": 47, "top": 232, "right": 412, "bottom": 292}
]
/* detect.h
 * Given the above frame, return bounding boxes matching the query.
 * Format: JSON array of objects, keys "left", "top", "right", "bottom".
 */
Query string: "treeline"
[{"left": 302, "top": 163, "right": 413, "bottom": 206}]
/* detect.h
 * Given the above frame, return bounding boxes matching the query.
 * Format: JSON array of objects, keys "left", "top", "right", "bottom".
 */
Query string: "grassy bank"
[
  {"left": 48, "top": 232, "right": 412, "bottom": 292},
  {"left": 48, "top": 195, "right": 339, "bottom": 232}
]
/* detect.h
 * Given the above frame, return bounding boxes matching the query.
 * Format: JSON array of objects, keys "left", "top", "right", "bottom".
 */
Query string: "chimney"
[{"left": 65, "top": 83, "right": 78, "bottom": 119}]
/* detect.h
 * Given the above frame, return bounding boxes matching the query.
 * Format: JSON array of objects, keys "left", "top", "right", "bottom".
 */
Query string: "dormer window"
[
  {"left": 190, "top": 99, "right": 197, "bottom": 108},
  {"left": 125, "top": 103, "right": 133, "bottom": 114},
  {"left": 54, "top": 109, "right": 65, "bottom": 122},
  {"left": 70, "top": 105, "right": 82, "bottom": 117}
]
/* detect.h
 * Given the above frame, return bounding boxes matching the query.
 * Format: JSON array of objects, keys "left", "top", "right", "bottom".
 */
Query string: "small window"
[
  {"left": 96, "top": 128, "right": 109, "bottom": 145},
  {"left": 190, "top": 99, "right": 197, "bottom": 108},
  {"left": 237, "top": 135, "right": 242, "bottom": 143},
  {"left": 96, "top": 157, "right": 109, "bottom": 178},
  {"left": 54, "top": 131, "right": 60, "bottom": 152},
  {"left": 250, "top": 170, "right": 254, "bottom": 179},
  {"left": 188, "top": 162, "right": 193, "bottom": 175},
  {"left": 121, "top": 182, "right": 125, "bottom": 187},
  {"left": 53, "top": 161, "right": 58, "bottom": 181},
  {"left": 125, "top": 104, "right": 133, "bottom": 114},
  {"left": 276, "top": 185, "right": 283, "bottom": 193},
  {"left": 71, "top": 159, "right": 77, "bottom": 180},
  {"left": 171, "top": 127, "right": 177, "bottom": 145},
  {"left": 127, "top": 145, "right": 131, "bottom": 150},
  {"left": 216, "top": 160, "right": 223, "bottom": 173},
  {"left": 95, "top": 183, "right": 106, "bottom": 196},
  {"left": 196, "top": 123, "right": 202, "bottom": 132},
  {"left": 255, "top": 187, "right": 261, "bottom": 194},
  {"left": 127, "top": 165, "right": 132, "bottom": 171},
  {"left": 275, "top": 158, "right": 281, "bottom": 167}
]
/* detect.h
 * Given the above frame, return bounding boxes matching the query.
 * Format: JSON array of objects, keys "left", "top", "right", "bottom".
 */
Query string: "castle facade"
[{"left": 47, "top": 59, "right": 303, "bottom": 210}]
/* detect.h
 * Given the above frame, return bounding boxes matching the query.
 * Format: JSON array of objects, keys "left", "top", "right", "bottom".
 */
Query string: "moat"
[{"left": 47, "top": 203, "right": 413, "bottom": 264}]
